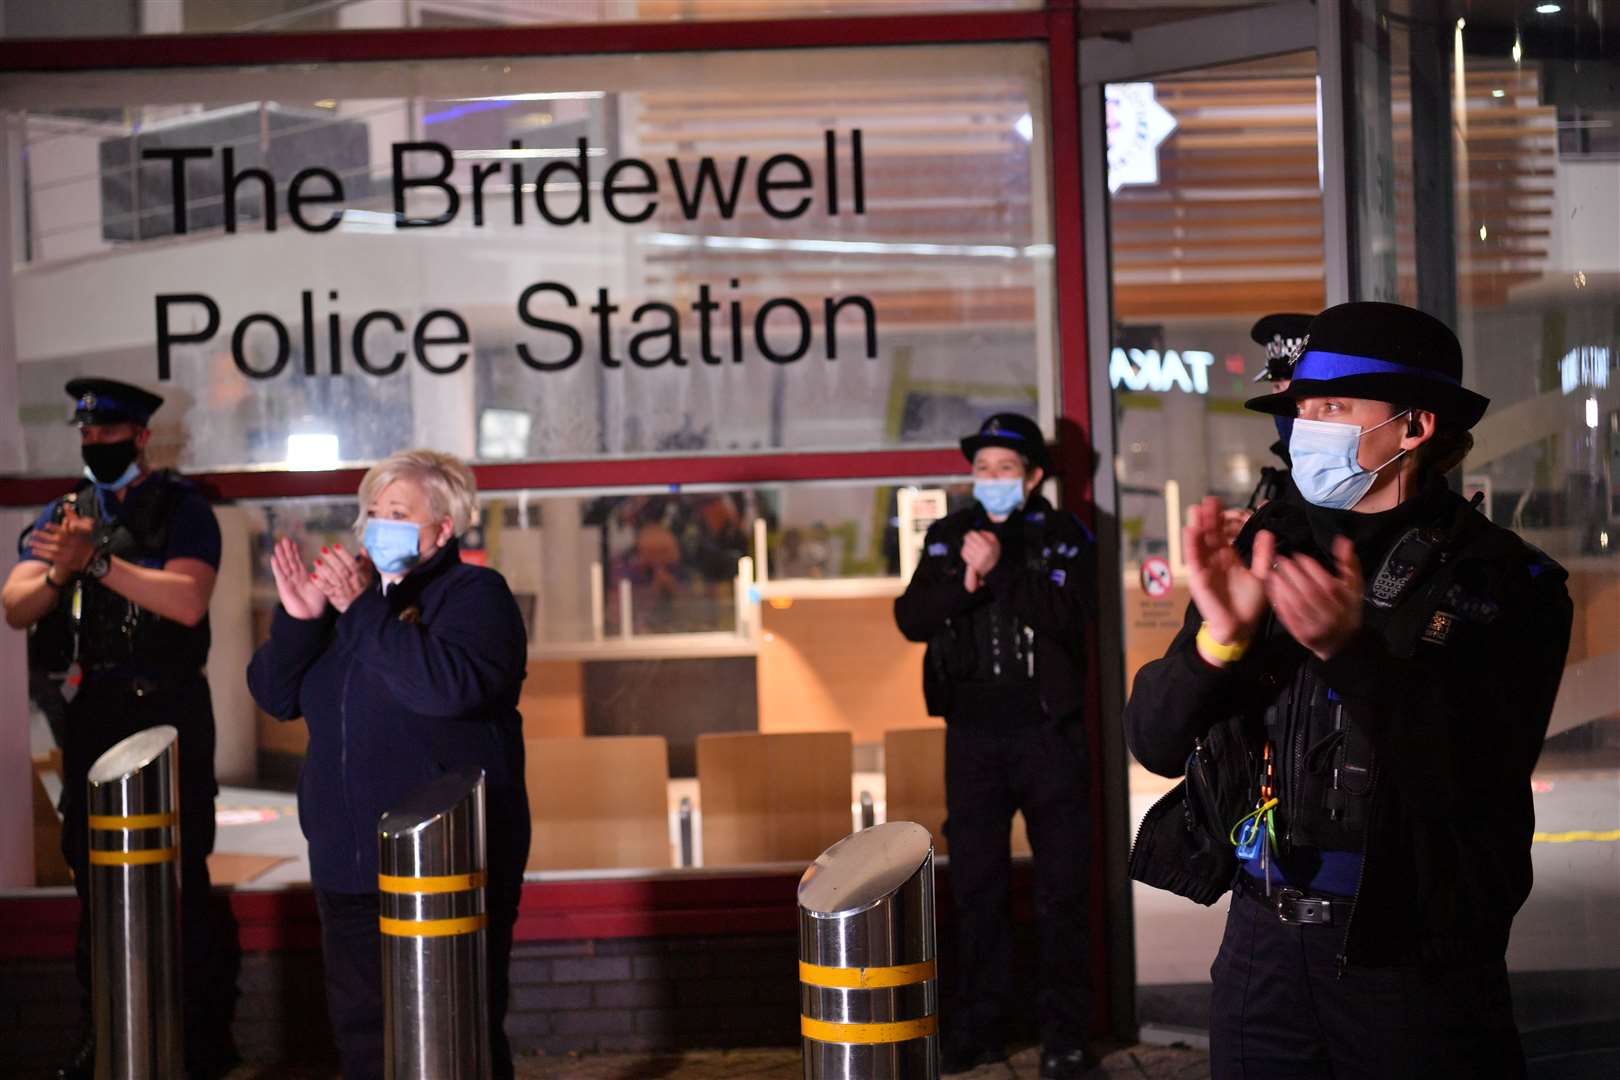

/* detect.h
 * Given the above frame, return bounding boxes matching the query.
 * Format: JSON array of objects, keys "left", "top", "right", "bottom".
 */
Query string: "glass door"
[{"left": 1108, "top": 48, "right": 1328, "bottom": 1033}]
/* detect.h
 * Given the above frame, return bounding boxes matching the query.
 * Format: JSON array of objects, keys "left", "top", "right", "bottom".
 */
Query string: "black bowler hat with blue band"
[
  {"left": 960, "top": 412, "right": 1056, "bottom": 474},
  {"left": 1243, "top": 302, "right": 1490, "bottom": 430},
  {"left": 64, "top": 377, "right": 165, "bottom": 427}
]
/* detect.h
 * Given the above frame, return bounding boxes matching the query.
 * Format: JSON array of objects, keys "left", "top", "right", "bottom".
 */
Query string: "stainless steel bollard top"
[
  {"left": 798, "top": 821, "right": 938, "bottom": 1080},
  {"left": 378, "top": 766, "right": 490, "bottom": 1080},
  {"left": 87, "top": 725, "right": 184, "bottom": 1080}
]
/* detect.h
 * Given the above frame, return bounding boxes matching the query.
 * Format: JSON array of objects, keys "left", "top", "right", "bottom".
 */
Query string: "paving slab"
[{"left": 498, "top": 1042, "right": 1209, "bottom": 1079}]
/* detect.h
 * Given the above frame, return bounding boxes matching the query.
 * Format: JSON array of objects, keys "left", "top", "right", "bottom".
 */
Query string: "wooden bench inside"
[{"left": 697, "top": 731, "right": 853, "bottom": 866}]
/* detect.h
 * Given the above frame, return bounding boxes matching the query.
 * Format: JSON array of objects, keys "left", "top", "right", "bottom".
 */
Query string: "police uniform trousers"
[
  {"left": 314, "top": 871, "right": 521, "bottom": 1080},
  {"left": 1210, "top": 884, "right": 1525, "bottom": 1080},
  {"left": 943, "top": 716, "right": 1091, "bottom": 1054},
  {"left": 57, "top": 673, "right": 241, "bottom": 1067}
]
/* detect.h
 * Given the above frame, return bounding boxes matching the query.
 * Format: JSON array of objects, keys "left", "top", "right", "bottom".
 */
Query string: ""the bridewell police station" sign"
[{"left": 149, "top": 131, "right": 879, "bottom": 381}]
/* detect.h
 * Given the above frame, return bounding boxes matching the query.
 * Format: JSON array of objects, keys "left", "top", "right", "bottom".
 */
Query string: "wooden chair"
[
  {"left": 525, "top": 736, "right": 672, "bottom": 871},
  {"left": 696, "top": 731, "right": 852, "bottom": 866},
  {"left": 883, "top": 727, "right": 1030, "bottom": 857}
]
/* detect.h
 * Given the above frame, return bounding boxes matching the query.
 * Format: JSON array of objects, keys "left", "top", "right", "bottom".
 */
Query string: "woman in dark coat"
[{"left": 248, "top": 448, "right": 530, "bottom": 1079}]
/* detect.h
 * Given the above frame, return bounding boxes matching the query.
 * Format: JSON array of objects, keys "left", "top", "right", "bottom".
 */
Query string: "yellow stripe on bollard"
[
  {"left": 377, "top": 871, "right": 487, "bottom": 895},
  {"left": 88, "top": 847, "right": 177, "bottom": 866},
  {"left": 798, "top": 959, "right": 937, "bottom": 989},
  {"left": 1533, "top": 828, "right": 1620, "bottom": 844},
  {"left": 800, "top": 1015, "right": 938, "bottom": 1045},
  {"left": 378, "top": 914, "right": 488, "bottom": 939},
  {"left": 88, "top": 812, "right": 177, "bottom": 830}
]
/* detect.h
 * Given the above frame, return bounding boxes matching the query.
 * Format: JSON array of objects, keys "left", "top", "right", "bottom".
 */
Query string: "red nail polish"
[
  {"left": 315, "top": 558, "right": 323, "bottom": 566},
  {"left": 321, "top": 546, "right": 329, "bottom": 554}
]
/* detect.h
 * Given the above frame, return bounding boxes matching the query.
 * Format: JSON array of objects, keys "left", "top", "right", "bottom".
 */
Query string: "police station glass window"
[{"left": 2, "top": 44, "right": 1056, "bottom": 476}]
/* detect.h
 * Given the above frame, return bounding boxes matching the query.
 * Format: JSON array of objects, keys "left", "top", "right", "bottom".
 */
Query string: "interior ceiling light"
[
  {"left": 1535, "top": 3, "right": 1561, "bottom": 13},
  {"left": 1492, "top": 89, "right": 1506, "bottom": 97}
]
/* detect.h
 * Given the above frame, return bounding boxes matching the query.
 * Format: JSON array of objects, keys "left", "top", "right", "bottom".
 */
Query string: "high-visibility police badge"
[{"left": 1422, "top": 610, "right": 1456, "bottom": 646}]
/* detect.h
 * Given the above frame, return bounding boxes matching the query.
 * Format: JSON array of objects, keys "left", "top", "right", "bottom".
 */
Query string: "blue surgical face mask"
[
  {"left": 973, "top": 478, "right": 1026, "bottom": 517},
  {"left": 1288, "top": 411, "right": 1409, "bottom": 510},
  {"left": 363, "top": 518, "right": 424, "bottom": 575},
  {"left": 83, "top": 460, "right": 140, "bottom": 493}
]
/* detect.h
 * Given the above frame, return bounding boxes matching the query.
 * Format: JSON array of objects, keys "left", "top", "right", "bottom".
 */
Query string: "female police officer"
[{"left": 1125, "top": 302, "right": 1572, "bottom": 1078}]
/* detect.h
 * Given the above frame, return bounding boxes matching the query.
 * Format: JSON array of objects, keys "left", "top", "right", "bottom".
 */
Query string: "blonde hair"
[{"left": 353, "top": 449, "right": 480, "bottom": 538}]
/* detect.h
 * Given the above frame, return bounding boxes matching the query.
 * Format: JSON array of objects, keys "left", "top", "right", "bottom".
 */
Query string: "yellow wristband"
[{"left": 1196, "top": 623, "right": 1249, "bottom": 663}]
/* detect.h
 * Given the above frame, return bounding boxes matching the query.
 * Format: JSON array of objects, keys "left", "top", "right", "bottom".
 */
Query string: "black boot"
[
  {"left": 52, "top": 1032, "right": 94, "bottom": 1080},
  {"left": 1039, "top": 1047, "right": 1100, "bottom": 1079}
]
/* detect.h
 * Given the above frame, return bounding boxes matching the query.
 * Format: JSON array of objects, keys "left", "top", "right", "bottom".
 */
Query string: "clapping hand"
[
  {"left": 313, "top": 542, "right": 375, "bottom": 614},
  {"left": 29, "top": 504, "right": 97, "bottom": 575},
  {"left": 1183, "top": 497, "right": 1269, "bottom": 663},
  {"left": 270, "top": 537, "right": 327, "bottom": 620},
  {"left": 1256, "top": 532, "right": 1363, "bottom": 661}
]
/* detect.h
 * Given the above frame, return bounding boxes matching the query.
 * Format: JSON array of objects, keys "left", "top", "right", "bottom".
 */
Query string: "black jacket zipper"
[
  {"left": 1129, "top": 783, "right": 1186, "bottom": 869},
  {"left": 1279, "top": 664, "right": 1309, "bottom": 850},
  {"left": 1335, "top": 767, "right": 1378, "bottom": 978}
]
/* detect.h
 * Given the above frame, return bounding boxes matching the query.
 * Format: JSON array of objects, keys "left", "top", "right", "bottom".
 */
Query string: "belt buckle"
[{"left": 1274, "top": 887, "right": 1333, "bottom": 926}]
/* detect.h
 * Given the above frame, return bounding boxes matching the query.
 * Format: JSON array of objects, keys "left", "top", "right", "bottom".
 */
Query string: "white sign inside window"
[
  {"left": 1560, "top": 346, "right": 1612, "bottom": 395},
  {"left": 1105, "top": 83, "right": 1178, "bottom": 194},
  {"left": 1109, "top": 347, "right": 1215, "bottom": 395}
]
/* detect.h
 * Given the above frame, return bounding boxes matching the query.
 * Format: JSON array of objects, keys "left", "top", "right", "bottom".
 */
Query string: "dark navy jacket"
[
  {"left": 894, "top": 493, "right": 1095, "bottom": 724},
  {"left": 247, "top": 540, "right": 531, "bottom": 896}
]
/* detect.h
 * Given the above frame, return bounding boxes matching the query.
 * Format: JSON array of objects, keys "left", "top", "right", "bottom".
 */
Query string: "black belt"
[
  {"left": 84, "top": 667, "right": 204, "bottom": 697},
  {"left": 1237, "top": 874, "right": 1355, "bottom": 927}
]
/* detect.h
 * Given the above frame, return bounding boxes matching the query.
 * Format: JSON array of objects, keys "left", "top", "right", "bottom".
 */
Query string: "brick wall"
[{"left": 507, "top": 934, "right": 802, "bottom": 1056}]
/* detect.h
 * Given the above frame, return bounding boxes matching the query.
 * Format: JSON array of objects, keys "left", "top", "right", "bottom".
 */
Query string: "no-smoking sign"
[{"left": 1140, "top": 556, "right": 1173, "bottom": 597}]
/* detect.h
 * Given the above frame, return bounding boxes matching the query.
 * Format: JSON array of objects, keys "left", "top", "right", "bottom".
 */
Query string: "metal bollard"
[
  {"left": 87, "top": 725, "right": 184, "bottom": 1079},
  {"left": 378, "top": 766, "right": 491, "bottom": 1080},
  {"left": 798, "top": 821, "right": 938, "bottom": 1080}
]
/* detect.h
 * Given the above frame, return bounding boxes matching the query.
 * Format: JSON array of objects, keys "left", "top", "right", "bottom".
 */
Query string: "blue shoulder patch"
[{"left": 927, "top": 542, "right": 948, "bottom": 557}]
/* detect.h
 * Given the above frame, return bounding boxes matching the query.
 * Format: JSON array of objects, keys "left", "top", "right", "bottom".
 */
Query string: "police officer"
[
  {"left": 1245, "top": 312, "right": 1312, "bottom": 511},
  {"left": 1124, "top": 303, "right": 1573, "bottom": 1078},
  {"left": 2, "top": 378, "right": 240, "bottom": 1079},
  {"left": 894, "top": 413, "right": 1096, "bottom": 1079}
]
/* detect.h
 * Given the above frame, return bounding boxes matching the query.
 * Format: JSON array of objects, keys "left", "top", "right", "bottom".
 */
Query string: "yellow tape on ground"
[
  {"left": 798, "top": 959, "right": 937, "bottom": 990},
  {"left": 88, "top": 813, "right": 176, "bottom": 830},
  {"left": 377, "top": 871, "right": 487, "bottom": 895},
  {"left": 1533, "top": 829, "right": 1620, "bottom": 844},
  {"left": 800, "top": 1015, "right": 937, "bottom": 1045},
  {"left": 378, "top": 913, "right": 488, "bottom": 939},
  {"left": 88, "top": 847, "right": 176, "bottom": 866}
]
